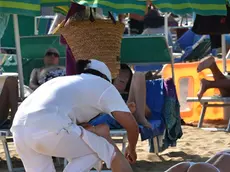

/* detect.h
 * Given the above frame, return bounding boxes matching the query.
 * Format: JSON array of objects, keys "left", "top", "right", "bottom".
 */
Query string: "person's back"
[{"left": 13, "top": 74, "right": 115, "bottom": 131}]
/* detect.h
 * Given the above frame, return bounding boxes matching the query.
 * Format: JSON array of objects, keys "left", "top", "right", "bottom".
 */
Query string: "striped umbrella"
[
  {"left": 54, "top": 5, "right": 69, "bottom": 15},
  {"left": 0, "top": 0, "right": 71, "bottom": 16},
  {"left": 74, "top": 0, "right": 228, "bottom": 16}
]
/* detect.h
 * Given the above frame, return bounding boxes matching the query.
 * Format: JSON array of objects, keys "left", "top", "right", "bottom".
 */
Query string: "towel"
[
  {"left": 139, "top": 79, "right": 165, "bottom": 141},
  {"left": 162, "top": 78, "right": 183, "bottom": 149}
]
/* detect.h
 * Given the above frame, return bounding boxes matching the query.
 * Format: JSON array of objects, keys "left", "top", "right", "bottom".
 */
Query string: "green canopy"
[
  {"left": 74, "top": 0, "right": 228, "bottom": 16},
  {"left": 1, "top": 0, "right": 227, "bottom": 17},
  {"left": 0, "top": 0, "right": 70, "bottom": 16}
]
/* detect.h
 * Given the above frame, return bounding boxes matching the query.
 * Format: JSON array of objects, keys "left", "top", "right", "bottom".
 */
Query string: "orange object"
[{"left": 162, "top": 59, "right": 230, "bottom": 123}]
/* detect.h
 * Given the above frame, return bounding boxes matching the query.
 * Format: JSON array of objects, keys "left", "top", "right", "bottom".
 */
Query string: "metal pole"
[
  {"left": 48, "top": 14, "right": 59, "bottom": 34},
  {"left": 164, "top": 13, "right": 169, "bottom": 44},
  {"left": 13, "top": 14, "right": 24, "bottom": 99},
  {"left": 169, "top": 46, "right": 175, "bottom": 82},
  {"left": 34, "top": 17, "right": 38, "bottom": 35},
  {"left": 222, "top": 34, "right": 227, "bottom": 73}
]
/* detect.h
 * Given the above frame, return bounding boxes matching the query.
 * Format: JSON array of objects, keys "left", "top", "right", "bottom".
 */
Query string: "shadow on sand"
[{"left": 132, "top": 151, "right": 210, "bottom": 172}]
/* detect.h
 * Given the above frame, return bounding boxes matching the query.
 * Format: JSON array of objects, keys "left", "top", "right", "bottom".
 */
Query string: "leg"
[
  {"left": 197, "top": 78, "right": 230, "bottom": 98},
  {"left": 127, "top": 72, "right": 151, "bottom": 128},
  {"left": 188, "top": 163, "right": 220, "bottom": 172},
  {"left": 6, "top": 77, "right": 18, "bottom": 122},
  {"left": 23, "top": 124, "right": 133, "bottom": 172},
  {"left": 206, "top": 152, "right": 227, "bottom": 164},
  {"left": 197, "top": 56, "right": 226, "bottom": 81},
  {"left": 212, "top": 154, "right": 230, "bottom": 172},
  {"left": 12, "top": 128, "right": 55, "bottom": 172},
  {"left": 86, "top": 124, "right": 133, "bottom": 172},
  {"left": 0, "top": 77, "right": 18, "bottom": 124},
  {"left": 197, "top": 56, "right": 230, "bottom": 98},
  {"left": 165, "top": 162, "right": 191, "bottom": 172}
]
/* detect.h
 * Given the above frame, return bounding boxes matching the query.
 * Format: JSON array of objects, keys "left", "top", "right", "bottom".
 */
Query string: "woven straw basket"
[{"left": 58, "top": 19, "right": 125, "bottom": 78}]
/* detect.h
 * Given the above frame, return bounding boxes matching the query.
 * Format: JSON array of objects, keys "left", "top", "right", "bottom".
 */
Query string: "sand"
[{"left": 0, "top": 126, "right": 229, "bottom": 172}]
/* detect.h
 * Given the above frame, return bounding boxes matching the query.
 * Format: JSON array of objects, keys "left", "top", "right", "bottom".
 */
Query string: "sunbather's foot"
[
  {"left": 127, "top": 102, "right": 136, "bottom": 114},
  {"left": 197, "top": 56, "right": 215, "bottom": 73},
  {"left": 197, "top": 79, "right": 210, "bottom": 100}
]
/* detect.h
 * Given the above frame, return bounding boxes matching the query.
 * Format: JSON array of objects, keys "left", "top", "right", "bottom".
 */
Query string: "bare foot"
[
  {"left": 127, "top": 102, "right": 136, "bottom": 114},
  {"left": 197, "top": 79, "right": 210, "bottom": 100},
  {"left": 197, "top": 56, "right": 215, "bottom": 73}
]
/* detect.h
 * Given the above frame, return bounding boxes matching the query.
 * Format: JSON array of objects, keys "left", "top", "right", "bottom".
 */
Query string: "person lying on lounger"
[
  {"left": 90, "top": 64, "right": 155, "bottom": 128},
  {"left": 0, "top": 76, "right": 18, "bottom": 129},
  {"left": 29, "top": 48, "right": 65, "bottom": 90},
  {"left": 197, "top": 56, "right": 230, "bottom": 100},
  {"left": 166, "top": 150, "right": 230, "bottom": 172}
]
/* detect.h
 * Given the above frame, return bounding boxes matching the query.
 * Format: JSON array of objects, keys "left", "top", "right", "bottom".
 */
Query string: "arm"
[
  {"left": 98, "top": 85, "right": 139, "bottom": 151},
  {"left": 112, "top": 111, "right": 139, "bottom": 151},
  {"left": 29, "top": 69, "right": 40, "bottom": 90}
]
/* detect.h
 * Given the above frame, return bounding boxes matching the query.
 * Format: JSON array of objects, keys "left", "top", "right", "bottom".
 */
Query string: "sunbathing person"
[
  {"left": 197, "top": 56, "right": 230, "bottom": 100},
  {"left": 29, "top": 48, "right": 65, "bottom": 90},
  {"left": 90, "top": 64, "right": 153, "bottom": 128},
  {"left": 0, "top": 76, "right": 18, "bottom": 128},
  {"left": 166, "top": 150, "right": 230, "bottom": 172}
]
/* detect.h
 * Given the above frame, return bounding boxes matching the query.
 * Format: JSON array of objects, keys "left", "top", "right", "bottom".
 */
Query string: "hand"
[{"left": 125, "top": 145, "right": 137, "bottom": 164}]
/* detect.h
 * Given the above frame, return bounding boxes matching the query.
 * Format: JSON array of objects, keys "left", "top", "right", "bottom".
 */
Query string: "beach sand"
[{"left": 0, "top": 126, "right": 229, "bottom": 172}]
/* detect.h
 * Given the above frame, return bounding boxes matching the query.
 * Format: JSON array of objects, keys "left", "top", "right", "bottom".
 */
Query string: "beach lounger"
[
  {"left": 187, "top": 97, "right": 230, "bottom": 132},
  {"left": 0, "top": 129, "right": 24, "bottom": 172}
]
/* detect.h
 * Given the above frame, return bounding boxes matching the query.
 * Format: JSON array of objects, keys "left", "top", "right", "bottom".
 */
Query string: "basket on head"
[{"left": 57, "top": 13, "right": 125, "bottom": 78}]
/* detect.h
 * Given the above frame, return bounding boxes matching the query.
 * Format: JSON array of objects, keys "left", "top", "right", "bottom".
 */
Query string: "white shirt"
[{"left": 11, "top": 74, "right": 130, "bottom": 132}]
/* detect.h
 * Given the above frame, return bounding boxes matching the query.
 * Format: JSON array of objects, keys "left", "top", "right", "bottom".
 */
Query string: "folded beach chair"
[
  {"left": 174, "top": 29, "right": 212, "bottom": 62},
  {"left": 132, "top": 29, "right": 212, "bottom": 72}
]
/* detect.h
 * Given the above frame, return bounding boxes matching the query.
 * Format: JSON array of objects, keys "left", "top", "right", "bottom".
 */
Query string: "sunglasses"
[{"left": 45, "top": 52, "right": 59, "bottom": 57}]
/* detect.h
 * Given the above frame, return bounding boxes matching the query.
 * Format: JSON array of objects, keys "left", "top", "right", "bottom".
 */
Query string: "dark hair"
[
  {"left": 75, "top": 59, "right": 110, "bottom": 82},
  {"left": 75, "top": 59, "right": 91, "bottom": 74},
  {"left": 120, "top": 64, "right": 133, "bottom": 92}
]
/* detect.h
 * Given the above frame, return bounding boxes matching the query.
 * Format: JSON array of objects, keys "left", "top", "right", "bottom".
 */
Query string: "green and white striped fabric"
[
  {"left": 54, "top": 5, "right": 69, "bottom": 15},
  {"left": 0, "top": 0, "right": 228, "bottom": 17},
  {"left": 74, "top": 0, "right": 228, "bottom": 16},
  {"left": 154, "top": 0, "right": 228, "bottom": 16},
  {"left": 0, "top": 0, "right": 70, "bottom": 16}
]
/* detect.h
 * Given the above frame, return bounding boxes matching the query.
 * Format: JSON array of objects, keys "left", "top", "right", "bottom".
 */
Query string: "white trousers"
[{"left": 12, "top": 125, "right": 115, "bottom": 172}]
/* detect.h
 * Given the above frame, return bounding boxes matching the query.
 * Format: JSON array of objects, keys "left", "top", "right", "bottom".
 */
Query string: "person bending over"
[{"left": 11, "top": 59, "right": 139, "bottom": 172}]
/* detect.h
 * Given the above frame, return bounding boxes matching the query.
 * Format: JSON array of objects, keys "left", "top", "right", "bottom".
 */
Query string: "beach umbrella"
[
  {"left": 0, "top": 0, "right": 71, "bottom": 98},
  {"left": 73, "top": 0, "right": 228, "bottom": 16},
  {"left": 0, "top": 0, "right": 70, "bottom": 16}
]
